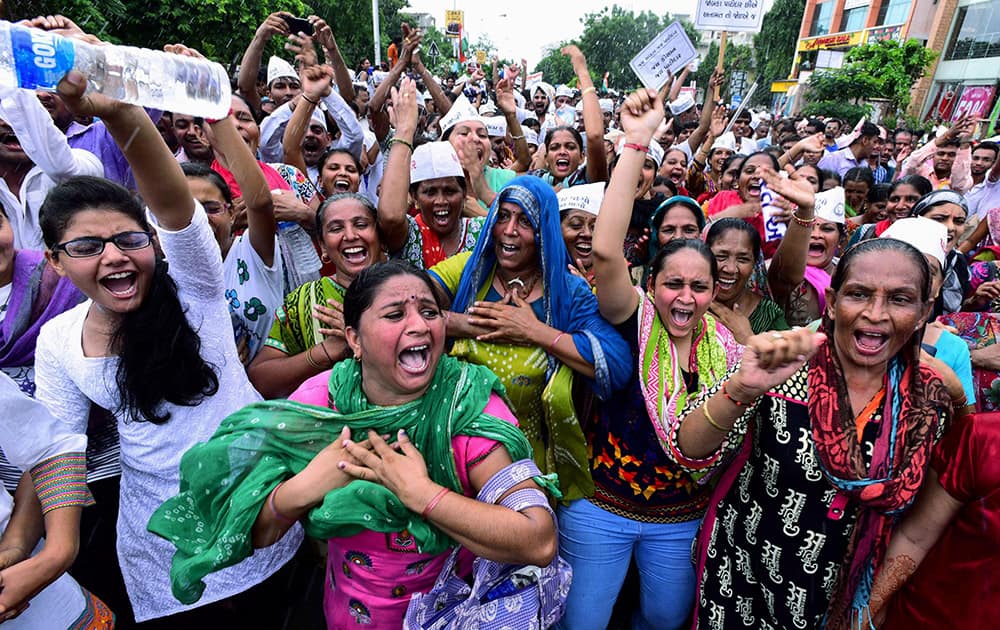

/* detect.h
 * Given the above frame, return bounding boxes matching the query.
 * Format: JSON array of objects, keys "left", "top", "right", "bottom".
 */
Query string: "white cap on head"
[
  {"left": 599, "top": 98, "right": 614, "bottom": 114},
  {"left": 604, "top": 129, "right": 625, "bottom": 144},
  {"left": 512, "top": 90, "right": 526, "bottom": 108},
  {"left": 267, "top": 56, "right": 297, "bottom": 85},
  {"left": 881, "top": 217, "right": 948, "bottom": 269},
  {"left": 479, "top": 101, "right": 498, "bottom": 116},
  {"left": 440, "top": 94, "right": 487, "bottom": 137},
  {"left": 711, "top": 134, "right": 737, "bottom": 153},
  {"left": 371, "top": 71, "right": 389, "bottom": 87},
  {"left": 410, "top": 141, "right": 464, "bottom": 184},
  {"left": 669, "top": 94, "right": 695, "bottom": 116},
  {"left": 485, "top": 116, "right": 507, "bottom": 138},
  {"left": 557, "top": 182, "right": 605, "bottom": 216},
  {"left": 555, "top": 84, "right": 574, "bottom": 99},
  {"left": 575, "top": 100, "right": 584, "bottom": 113},
  {"left": 308, "top": 107, "right": 327, "bottom": 131},
  {"left": 813, "top": 186, "right": 846, "bottom": 224},
  {"left": 531, "top": 82, "right": 555, "bottom": 103},
  {"left": 524, "top": 128, "right": 539, "bottom": 146},
  {"left": 647, "top": 141, "right": 665, "bottom": 169}
]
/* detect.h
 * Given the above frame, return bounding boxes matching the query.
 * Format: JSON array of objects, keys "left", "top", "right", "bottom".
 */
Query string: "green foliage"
[
  {"left": 752, "top": 0, "right": 805, "bottom": 105},
  {"left": 533, "top": 44, "right": 577, "bottom": 86},
  {"left": 806, "top": 39, "right": 937, "bottom": 117},
  {"left": 417, "top": 26, "right": 457, "bottom": 77},
  {"left": 800, "top": 100, "right": 872, "bottom": 123},
  {"left": 693, "top": 41, "right": 754, "bottom": 102},
  {"left": 533, "top": 5, "right": 700, "bottom": 90},
  {"left": 3, "top": 0, "right": 410, "bottom": 73}
]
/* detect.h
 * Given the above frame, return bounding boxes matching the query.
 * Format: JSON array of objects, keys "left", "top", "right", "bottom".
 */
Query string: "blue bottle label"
[{"left": 11, "top": 27, "right": 75, "bottom": 90}]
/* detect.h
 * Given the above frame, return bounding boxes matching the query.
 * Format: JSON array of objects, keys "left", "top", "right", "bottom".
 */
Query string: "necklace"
[{"left": 496, "top": 269, "right": 541, "bottom": 300}]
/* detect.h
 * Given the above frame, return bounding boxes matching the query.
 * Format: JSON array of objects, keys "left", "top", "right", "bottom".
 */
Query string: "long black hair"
[
  {"left": 648, "top": 238, "right": 718, "bottom": 287},
  {"left": 40, "top": 176, "right": 218, "bottom": 424}
]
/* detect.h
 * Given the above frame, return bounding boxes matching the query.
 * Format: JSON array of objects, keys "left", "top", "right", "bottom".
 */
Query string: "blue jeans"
[{"left": 556, "top": 498, "right": 700, "bottom": 630}]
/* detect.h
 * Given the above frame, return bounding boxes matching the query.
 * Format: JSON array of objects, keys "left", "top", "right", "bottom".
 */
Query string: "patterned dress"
[{"left": 669, "top": 368, "right": 947, "bottom": 629}]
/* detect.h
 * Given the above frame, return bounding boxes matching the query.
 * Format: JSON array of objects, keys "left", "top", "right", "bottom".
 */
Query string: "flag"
[{"left": 458, "top": 25, "right": 469, "bottom": 63}]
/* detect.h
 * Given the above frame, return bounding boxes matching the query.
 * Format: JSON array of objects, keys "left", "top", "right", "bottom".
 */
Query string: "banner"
[
  {"left": 694, "top": 0, "right": 765, "bottom": 33},
  {"left": 952, "top": 85, "right": 998, "bottom": 121},
  {"left": 445, "top": 10, "right": 463, "bottom": 39},
  {"left": 628, "top": 22, "right": 698, "bottom": 91}
]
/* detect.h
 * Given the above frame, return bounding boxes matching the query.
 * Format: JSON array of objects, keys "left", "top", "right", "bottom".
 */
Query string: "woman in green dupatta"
[
  {"left": 150, "top": 261, "right": 559, "bottom": 628},
  {"left": 427, "top": 175, "right": 633, "bottom": 502},
  {"left": 249, "top": 192, "right": 386, "bottom": 398}
]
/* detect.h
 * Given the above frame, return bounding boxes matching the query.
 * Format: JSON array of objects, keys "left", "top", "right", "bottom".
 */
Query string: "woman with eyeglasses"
[{"left": 32, "top": 64, "right": 301, "bottom": 626}]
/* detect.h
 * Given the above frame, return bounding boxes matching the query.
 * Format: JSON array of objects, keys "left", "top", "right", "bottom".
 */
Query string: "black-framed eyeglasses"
[{"left": 52, "top": 231, "right": 154, "bottom": 258}]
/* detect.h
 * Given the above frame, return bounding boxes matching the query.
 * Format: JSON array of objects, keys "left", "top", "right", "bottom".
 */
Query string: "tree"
[
  {"left": 752, "top": 0, "right": 806, "bottom": 106},
  {"left": 3, "top": 0, "right": 410, "bottom": 74},
  {"left": 533, "top": 44, "right": 577, "bottom": 86},
  {"left": 531, "top": 6, "right": 700, "bottom": 90},
  {"left": 693, "top": 41, "right": 754, "bottom": 102},
  {"left": 806, "top": 39, "right": 936, "bottom": 118}
]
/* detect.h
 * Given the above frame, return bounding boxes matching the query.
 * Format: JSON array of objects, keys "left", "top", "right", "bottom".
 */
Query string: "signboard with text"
[
  {"left": 798, "top": 31, "right": 864, "bottom": 51},
  {"left": 694, "top": 0, "right": 765, "bottom": 33},
  {"left": 629, "top": 22, "right": 698, "bottom": 91},
  {"left": 445, "top": 10, "right": 463, "bottom": 38},
  {"left": 952, "top": 85, "right": 998, "bottom": 121}
]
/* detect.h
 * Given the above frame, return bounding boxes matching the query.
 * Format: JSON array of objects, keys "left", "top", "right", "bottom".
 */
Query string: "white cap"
[
  {"left": 881, "top": 217, "right": 948, "bottom": 269},
  {"left": 813, "top": 186, "right": 846, "bottom": 225},
  {"left": 308, "top": 107, "right": 327, "bottom": 131},
  {"left": 440, "top": 94, "right": 487, "bottom": 137},
  {"left": 710, "top": 134, "right": 737, "bottom": 153},
  {"left": 531, "top": 82, "right": 555, "bottom": 103},
  {"left": 574, "top": 100, "right": 584, "bottom": 113},
  {"left": 410, "top": 141, "right": 464, "bottom": 184},
  {"left": 485, "top": 116, "right": 507, "bottom": 138},
  {"left": 267, "top": 56, "right": 297, "bottom": 85},
  {"left": 371, "top": 71, "right": 389, "bottom": 87},
  {"left": 599, "top": 98, "right": 614, "bottom": 114},
  {"left": 557, "top": 182, "right": 605, "bottom": 216},
  {"left": 422, "top": 91, "right": 433, "bottom": 102},
  {"left": 524, "top": 128, "right": 539, "bottom": 146},
  {"left": 555, "top": 84, "right": 574, "bottom": 99},
  {"left": 479, "top": 101, "right": 498, "bottom": 116},
  {"left": 647, "top": 141, "right": 665, "bottom": 169},
  {"left": 604, "top": 129, "right": 625, "bottom": 144},
  {"left": 669, "top": 94, "right": 695, "bottom": 116},
  {"left": 512, "top": 90, "right": 526, "bottom": 109}
]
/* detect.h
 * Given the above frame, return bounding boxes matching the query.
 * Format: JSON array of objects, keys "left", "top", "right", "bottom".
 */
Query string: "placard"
[
  {"left": 694, "top": 0, "right": 765, "bottom": 33},
  {"left": 445, "top": 10, "right": 463, "bottom": 38},
  {"left": 628, "top": 22, "right": 698, "bottom": 92}
]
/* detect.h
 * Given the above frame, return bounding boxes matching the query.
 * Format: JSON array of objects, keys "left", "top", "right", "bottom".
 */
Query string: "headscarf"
[
  {"left": 809, "top": 313, "right": 950, "bottom": 626},
  {"left": 647, "top": 195, "right": 706, "bottom": 266},
  {"left": 148, "top": 354, "right": 557, "bottom": 605},
  {"left": 0, "top": 250, "right": 83, "bottom": 368},
  {"left": 453, "top": 176, "right": 575, "bottom": 340}
]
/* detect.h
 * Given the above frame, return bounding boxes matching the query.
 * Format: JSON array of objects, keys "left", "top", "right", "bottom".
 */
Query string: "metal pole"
[{"left": 372, "top": 0, "right": 381, "bottom": 66}]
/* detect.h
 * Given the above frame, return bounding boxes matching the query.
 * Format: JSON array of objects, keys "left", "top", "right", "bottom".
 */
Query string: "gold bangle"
[
  {"left": 702, "top": 399, "right": 730, "bottom": 433},
  {"left": 791, "top": 212, "right": 815, "bottom": 228},
  {"left": 581, "top": 86, "right": 596, "bottom": 96},
  {"left": 304, "top": 346, "right": 324, "bottom": 370}
]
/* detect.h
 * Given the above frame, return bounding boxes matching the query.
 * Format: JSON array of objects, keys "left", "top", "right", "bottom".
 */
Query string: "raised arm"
[
  {"left": 412, "top": 51, "right": 452, "bottom": 117},
  {"left": 495, "top": 77, "right": 531, "bottom": 173},
  {"left": 779, "top": 132, "right": 825, "bottom": 169},
  {"left": 282, "top": 65, "right": 334, "bottom": 177},
  {"left": 669, "top": 65, "right": 692, "bottom": 101},
  {"left": 765, "top": 168, "right": 817, "bottom": 305},
  {"left": 377, "top": 78, "right": 419, "bottom": 253},
  {"left": 683, "top": 69, "right": 723, "bottom": 156},
  {"left": 593, "top": 87, "right": 666, "bottom": 324},
  {"left": 311, "top": 17, "right": 355, "bottom": 101},
  {"left": 209, "top": 115, "right": 276, "bottom": 265},
  {"left": 56, "top": 64, "right": 193, "bottom": 230},
  {"left": 238, "top": 12, "right": 291, "bottom": 114},
  {"left": 563, "top": 45, "right": 607, "bottom": 184}
]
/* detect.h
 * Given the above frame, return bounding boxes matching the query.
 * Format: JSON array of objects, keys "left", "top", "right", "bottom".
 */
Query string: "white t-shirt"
[
  {"left": 34, "top": 205, "right": 302, "bottom": 622},
  {"left": 222, "top": 232, "right": 284, "bottom": 360}
]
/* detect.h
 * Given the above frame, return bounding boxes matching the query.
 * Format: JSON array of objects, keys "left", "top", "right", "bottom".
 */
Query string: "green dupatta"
[{"left": 147, "top": 355, "right": 558, "bottom": 605}]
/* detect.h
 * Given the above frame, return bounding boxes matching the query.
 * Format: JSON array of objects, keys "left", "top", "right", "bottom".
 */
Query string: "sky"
[{"left": 401, "top": 0, "right": 701, "bottom": 68}]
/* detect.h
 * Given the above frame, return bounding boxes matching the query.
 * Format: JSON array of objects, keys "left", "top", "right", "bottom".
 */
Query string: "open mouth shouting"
[
  {"left": 670, "top": 305, "right": 695, "bottom": 328},
  {"left": 100, "top": 270, "right": 139, "bottom": 300},
  {"left": 0, "top": 131, "right": 22, "bottom": 152},
  {"left": 853, "top": 329, "right": 888, "bottom": 357},
  {"left": 746, "top": 178, "right": 762, "bottom": 199},
  {"left": 398, "top": 343, "right": 431, "bottom": 375},
  {"left": 331, "top": 177, "right": 353, "bottom": 193},
  {"left": 341, "top": 245, "right": 369, "bottom": 266}
]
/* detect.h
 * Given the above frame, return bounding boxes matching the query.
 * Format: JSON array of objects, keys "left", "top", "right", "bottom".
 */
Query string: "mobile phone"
[{"left": 281, "top": 15, "right": 315, "bottom": 36}]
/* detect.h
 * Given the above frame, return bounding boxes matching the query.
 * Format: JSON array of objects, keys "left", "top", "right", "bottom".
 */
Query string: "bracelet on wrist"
[
  {"left": 389, "top": 137, "right": 414, "bottom": 153},
  {"left": 581, "top": 86, "right": 596, "bottom": 96},
  {"left": 721, "top": 381, "right": 751, "bottom": 407},
  {"left": 421, "top": 487, "right": 451, "bottom": 518},
  {"left": 791, "top": 212, "right": 816, "bottom": 228},
  {"left": 305, "top": 346, "right": 325, "bottom": 370},
  {"left": 268, "top": 481, "right": 297, "bottom": 526},
  {"left": 702, "top": 400, "right": 730, "bottom": 433},
  {"left": 302, "top": 94, "right": 320, "bottom": 106},
  {"left": 623, "top": 142, "right": 648, "bottom": 154}
]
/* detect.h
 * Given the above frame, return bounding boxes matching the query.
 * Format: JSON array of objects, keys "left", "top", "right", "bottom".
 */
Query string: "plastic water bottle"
[{"left": 0, "top": 21, "right": 230, "bottom": 119}]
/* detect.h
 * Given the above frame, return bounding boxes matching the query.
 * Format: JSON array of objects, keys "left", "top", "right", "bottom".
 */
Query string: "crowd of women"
[{"left": 0, "top": 10, "right": 996, "bottom": 630}]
